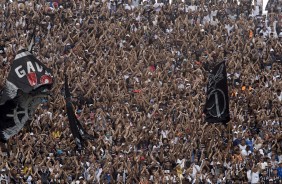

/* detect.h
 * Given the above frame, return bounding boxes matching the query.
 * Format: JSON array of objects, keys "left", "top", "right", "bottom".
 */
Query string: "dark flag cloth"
[
  {"left": 203, "top": 61, "right": 230, "bottom": 124},
  {"left": 64, "top": 74, "right": 96, "bottom": 150},
  {"left": 0, "top": 49, "right": 53, "bottom": 104},
  {"left": 28, "top": 28, "right": 35, "bottom": 53},
  {"left": 0, "top": 49, "right": 53, "bottom": 142}
]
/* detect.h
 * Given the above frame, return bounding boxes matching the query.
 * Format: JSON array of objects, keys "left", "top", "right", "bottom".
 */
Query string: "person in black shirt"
[
  {"left": 260, "top": 170, "right": 270, "bottom": 184},
  {"left": 271, "top": 169, "right": 281, "bottom": 184},
  {"left": 39, "top": 166, "right": 50, "bottom": 184}
]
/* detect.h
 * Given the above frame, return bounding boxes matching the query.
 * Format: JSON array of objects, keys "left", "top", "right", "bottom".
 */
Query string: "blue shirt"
[
  {"left": 233, "top": 138, "right": 241, "bottom": 147},
  {"left": 245, "top": 138, "right": 253, "bottom": 152},
  {"left": 277, "top": 166, "right": 282, "bottom": 178}
]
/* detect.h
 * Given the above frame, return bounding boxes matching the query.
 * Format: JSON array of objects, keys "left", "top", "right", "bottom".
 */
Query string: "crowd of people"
[{"left": 0, "top": 0, "right": 282, "bottom": 183}]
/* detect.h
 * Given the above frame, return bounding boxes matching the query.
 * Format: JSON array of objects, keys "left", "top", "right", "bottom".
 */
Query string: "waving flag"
[
  {"left": 64, "top": 74, "right": 96, "bottom": 150},
  {"left": 0, "top": 49, "right": 53, "bottom": 104},
  {"left": 0, "top": 49, "right": 53, "bottom": 141},
  {"left": 203, "top": 61, "right": 230, "bottom": 124}
]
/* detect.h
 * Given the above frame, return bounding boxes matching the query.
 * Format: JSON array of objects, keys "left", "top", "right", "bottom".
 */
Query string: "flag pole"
[
  {"left": 28, "top": 26, "right": 36, "bottom": 53},
  {"left": 228, "top": 121, "right": 231, "bottom": 142}
]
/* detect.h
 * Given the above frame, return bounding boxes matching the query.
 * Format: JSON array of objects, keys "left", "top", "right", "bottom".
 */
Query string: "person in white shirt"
[
  {"left": 251, "top": 5, "right": 260, "bottom": 17},
  {"left": 176, "top": 154, "right": 186, "bottom": 169},
  {"left": 241, "top": 146, "right": 252, "bottom": 157},
  {"left": 189, "top": 162, "right": 201, "bottom": 179},
  {"left": 255, "top": 0, "right": 263, "bottom": 14},
  {"left": 258, "top": 157, "right": 268, "bottom": 170},
  {"left": 254, "top": 136, "right": 263, "bottom": 150},
  {"left": 202, "top": 11, "right": 211, "bottom": 25},
  {"left": 259, "top": 26, "right": 271, "bottom": 38},
  {"left": 239, "top": 139, "right": 247, "bottom": 150},
  {"left": 250, "top": 166, "right": 260, "bottom": 184},
  {"left": 275, "top": 89, "right": 282, "bottom": 102},
  {"left": 224, "top": 20, "right": 234, "bottom": 36},
  {"left": 246, "top": 165, "right": 252, "bottom": 183}
]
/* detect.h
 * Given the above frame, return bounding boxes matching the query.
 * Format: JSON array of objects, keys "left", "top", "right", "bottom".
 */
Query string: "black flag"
[
  {"left": 0, "top": 49, "right": 53, "bottom": 104},
  {"left": 0, "top": 49, "right": 53, "bottom": 141},
  {"left": 64, "top": 74, "right": 95, "bottom": 150},
  {"left": 203, "top": 61, "right": 230, "bottom": 124}
]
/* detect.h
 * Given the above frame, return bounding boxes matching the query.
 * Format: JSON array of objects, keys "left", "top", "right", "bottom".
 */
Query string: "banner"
[
  {"left": 0, "top": 49, "right": 53, "bottom": 141},
  {"left": 0, "top": 49, "right": 53, "bottom": 105},
  {"left": 64, "top": 74, "right": 95, "bottom": 150},
  {"left": 203, "top": 61, "right": 230, "bottom": 124}
]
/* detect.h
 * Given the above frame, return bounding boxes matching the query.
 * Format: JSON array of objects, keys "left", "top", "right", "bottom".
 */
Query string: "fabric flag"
[
  {"left": 64, "top": 74, "right": 95, "bottom": 150},
  {"left": 203, "top": 61, "right": 230, "bottom": 124},
  {"left": 0, "top": 49, "right": 53, "bottom": 141},
  {"left": 0, "top": 49, "right": 53, "bottom": 104}
]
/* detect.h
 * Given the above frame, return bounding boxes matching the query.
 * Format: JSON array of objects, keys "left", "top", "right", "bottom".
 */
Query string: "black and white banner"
[
  {"left": 0, "top": 94, "right": 47, "bottom": 141},
  {"left": 203, "top": 61, "right": 230, "bottom": 124},
  {"left": 0, "top": 49, "right": 53, "bottom": 141},
  {"left": 0, "top": 49, "right": 53, "bottom": 105}
]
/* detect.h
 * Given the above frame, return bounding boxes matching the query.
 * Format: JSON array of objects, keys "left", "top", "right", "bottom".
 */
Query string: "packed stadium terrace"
[{"left": 0, "top": 0, "right": 281, "bottom": 183}]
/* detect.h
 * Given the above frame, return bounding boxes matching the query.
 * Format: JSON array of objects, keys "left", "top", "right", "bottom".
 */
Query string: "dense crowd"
[{"left": 0, "top": 0, "right": 282, "bottom": 183}]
